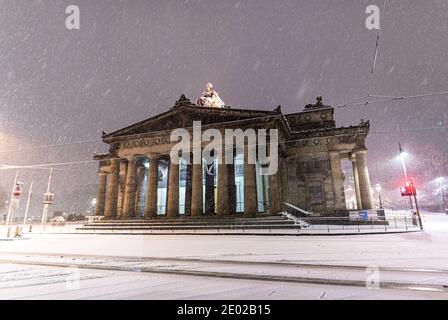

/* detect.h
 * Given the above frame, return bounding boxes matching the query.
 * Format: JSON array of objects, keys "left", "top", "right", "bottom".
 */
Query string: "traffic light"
[
  {"left": 12, "top": 183, "right": 22, "bottom": 199},
  {"left": 400, "top": 180, "right": 416, "bottom": 197}
]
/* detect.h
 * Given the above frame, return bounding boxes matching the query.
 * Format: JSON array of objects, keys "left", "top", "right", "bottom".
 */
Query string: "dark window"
[{"left": 308, "top": 181, "right": 324, "bottom": 204}]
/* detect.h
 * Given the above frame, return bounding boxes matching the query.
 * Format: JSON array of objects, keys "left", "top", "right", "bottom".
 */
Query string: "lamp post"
[
  {"left": 91, "top": 198, "right": 97, "bottom": 215},
  {"left": 375, "top": 183, "right": 383, "bottom": 209},
  {"left": 398, "top": 143, "right": 414, "bottom": 210},
  {"left": 437, "top": 177, "right": 447, "bottom": 214},
  {"left": 41, "top": 168, "right": 54, "bottom": 231}
]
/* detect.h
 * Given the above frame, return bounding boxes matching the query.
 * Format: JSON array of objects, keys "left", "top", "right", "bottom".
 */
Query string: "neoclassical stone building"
[{"left": 94, "top": 95, "right": 373, "bottom": 219}]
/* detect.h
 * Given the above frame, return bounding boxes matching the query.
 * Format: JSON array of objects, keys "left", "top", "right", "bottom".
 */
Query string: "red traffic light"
[
  {"left": 400, "top": 180, "right": 416, "bottom": 197},
  {"left": 12, "top": 184, "right": 22, "bottom": 198}
]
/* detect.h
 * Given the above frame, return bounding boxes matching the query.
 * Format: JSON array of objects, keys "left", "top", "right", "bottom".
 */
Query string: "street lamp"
[
  {"left": 375, "top": 183, "right": 383, "bottom": 209},
  {"left": 91, "top": 198, "right": 97, "bottom": 215},
  {"left": 397, "top": 143, "right": 408, "bottom": 179},
  {"left": 436, "top": 177, "right": 447, "bottom": 214},
  {"left": 397, "top": 142, "right": 413, "bottom": 210}
]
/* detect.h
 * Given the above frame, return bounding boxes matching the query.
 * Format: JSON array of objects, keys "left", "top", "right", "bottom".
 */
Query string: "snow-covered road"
[{"left": 1, "top": 263, "right": 447, "bottom": 300}]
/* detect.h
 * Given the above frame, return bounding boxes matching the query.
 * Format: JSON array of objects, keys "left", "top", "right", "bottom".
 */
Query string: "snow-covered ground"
[
  {"left": 0, "top": 212, "right": 445, "bottom": 269},
  {"left": 0, "top": 212, "right": 447, "bottom": 299}
]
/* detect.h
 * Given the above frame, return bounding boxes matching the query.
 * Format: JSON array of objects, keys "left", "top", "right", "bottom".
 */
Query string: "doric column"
[
  {"left": 279, "top": 157, "right": 290, "bottom": 205},
  {"left": 355, "top": 150, "right": 374, "bottom": 210},
  {"left": 351, "top": 155, "right": 362, "bottom": 210},
  {"left": 268, "top": 172, "right": 280, "bottom": 214},
  {"left": 134, "top": 163, "right": 146, "bottom": 217},
  {"left": 329, "top": 151, "right": 346, "bottom": 210},
  {"left": 122, "top": 156, "right": 138, "bottom": 218},
  {"left": 166, "top": 158, "right": 180, "bottom": 218},
  {"left": 217, "top": 160, "right": 229, "bottom": 216},
  {"left": 244, "top": 142, "right": 258, "bottom": 217},
  {"left": 227, "top": 163, "right": 236, "bottom": 214},
  {"left": 116, "top": 160, "right": 127, "bottom": 218},
  {"left": 104, "top": 159, "right": 120, "bottom": 219},
  {"left": 191, "top": 160, "right": 203, "bottom": 217},
  {"left": 144, "top": 153, "right": 159, "bottom": 219},
  {"left": 95, "top": 172, "right": 107, "bottom": 216},
  {"left": 205, "top": 162, "right": 215, "bottom": 215},
  {"left": 184, "top": 162, "right": 192, "bottom": 216}
]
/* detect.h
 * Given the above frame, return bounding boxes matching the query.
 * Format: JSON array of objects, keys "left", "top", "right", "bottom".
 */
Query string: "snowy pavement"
[{"left": 0, "top": 213, "right": 447, "bottom": 299}]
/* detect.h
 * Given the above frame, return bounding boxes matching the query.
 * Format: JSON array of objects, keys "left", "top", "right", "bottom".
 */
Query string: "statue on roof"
[
  {"left": 305, "top": 96, "right": 331, "bottom": 110},
  {"left": 196, "top": 82, "right": 226, "bottom": 108}
]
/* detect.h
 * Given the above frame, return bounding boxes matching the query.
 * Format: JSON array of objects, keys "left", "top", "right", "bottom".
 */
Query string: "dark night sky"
[{"left": 0, "top": 0, "right": 447, "bottom": 215}]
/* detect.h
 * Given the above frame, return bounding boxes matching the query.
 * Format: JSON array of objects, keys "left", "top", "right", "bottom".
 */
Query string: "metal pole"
[
  {"left": 439, "top": 180, "right": 447, "bottom": 213},
  {"left": 41, "top": 168, "right": 53, "bottom": 231},
  {"left": 22, "top": 182, "right": 33, "bottom": 231},
  {"left": 401, "top": 157, "right": 407, "bottom": 180},
  {"left": 378, "top": 193, "right": 383, "bottom": 209},
  {"left": 412, "top": 181, "right": 423, "bottom": 230},
  {"left": 6, "top": 170, "right": 19, "bottom": 230},
  {"left": 400, "top": 158, "right": 414, "bottom": 210}
]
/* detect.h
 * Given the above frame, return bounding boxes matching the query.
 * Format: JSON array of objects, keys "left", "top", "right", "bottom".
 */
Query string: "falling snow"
[{"left": 0, "top": 0, "right": 446, "bottom": 215}]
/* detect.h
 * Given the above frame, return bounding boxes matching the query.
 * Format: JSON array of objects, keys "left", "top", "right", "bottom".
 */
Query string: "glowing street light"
[
  {"left": 397, "top": 142, "right": 409, "bottom": 179},
  {"left": 398, "top": 142, "right": 413, "bottom": 210},
  {"left": 375, "top": 183, "right": 383, "bottom": 209},
  {"left": 436, "top": 177, "right": 447, "bottom": 214},
  {"left": 91, "top": 198, "right": 97, "bottom": 215}
]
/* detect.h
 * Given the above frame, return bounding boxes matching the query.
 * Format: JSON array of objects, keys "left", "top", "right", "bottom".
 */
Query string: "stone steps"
[
  {"left": 95, "top": 215, "right": 287, "bottom": 224},
  {"left": 77, "top": 224, "right": 299, "bottom": 231},
  {"left": 76, "top": 214, "right": 300, "bottom": 233},
  {"left": 85, "top": 220, "right": 295, "bottom": 227}
]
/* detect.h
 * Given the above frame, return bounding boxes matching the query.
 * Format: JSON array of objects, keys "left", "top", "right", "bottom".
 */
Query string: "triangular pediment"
[{"left": 103, "top": 96, "right": 278, "bottom": 140}]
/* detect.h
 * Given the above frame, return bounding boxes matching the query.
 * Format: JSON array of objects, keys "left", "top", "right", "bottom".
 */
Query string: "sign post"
[
  {"left": 5, "top": 171, "right": 19, "bottom": 237},
  {"left": 22, "top": 182, "right": 33, "bottom": 232},
  {"left": 399, "top": 179, "right": 423, "bottom": 230},
  {"left": 41, "top": 168, "right": 54, "bottom": 232}
]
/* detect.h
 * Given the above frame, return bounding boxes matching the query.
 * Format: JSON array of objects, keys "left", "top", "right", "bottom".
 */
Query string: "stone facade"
[{"left": 94, "top": 95, "right": 373, "bottom": 219}]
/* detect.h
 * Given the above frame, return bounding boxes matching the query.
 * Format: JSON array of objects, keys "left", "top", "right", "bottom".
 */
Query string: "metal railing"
[{"left": 288, "top": 214, "right": 421, "bottom": 233}]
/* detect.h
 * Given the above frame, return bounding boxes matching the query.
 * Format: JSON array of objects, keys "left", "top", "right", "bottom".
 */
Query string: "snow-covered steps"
[{"left": 75, "top": 214, "right": 302, "bottom": 235}]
